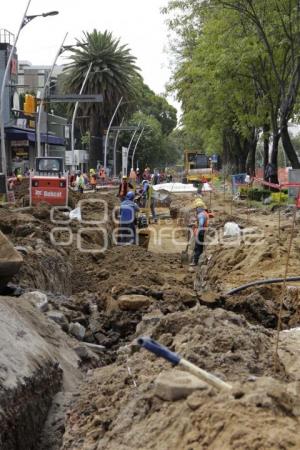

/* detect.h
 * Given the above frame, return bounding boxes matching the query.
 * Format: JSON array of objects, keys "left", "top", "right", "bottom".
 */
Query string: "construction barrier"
[
  {"left": 253, "top": 177, "right": 300, "bottom": 208},
  {"left": 231, "top": 173, "right": 247, "bottom": 194}
]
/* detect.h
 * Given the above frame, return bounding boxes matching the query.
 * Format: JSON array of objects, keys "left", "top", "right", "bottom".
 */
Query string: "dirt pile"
[
  {"left": 169, "top": 193, "right": 196, "bottom": 220},
  {"left": 0, "top": 190, "right": 118, "bottom": 294},
  {"left": 192, "top": 207, "right": 300, "bottom": 329},
  {"left": 0, "top": 294, "right": 81, "bottom": 450},
  {"left": 61, "top": 306, "right": 300, "bottom": 450}
]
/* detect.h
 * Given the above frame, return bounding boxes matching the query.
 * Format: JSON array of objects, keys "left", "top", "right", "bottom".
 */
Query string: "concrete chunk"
[
  {"left": 154, "top": 369, "right": 208, "bottom": 401},
  {"left": 46, "top": 310, "right": 69, "bottom": 331},
  {"left": 69, "top": 322, "right": 86, "bottom": 340},
  {"left": 22, "top": 291, "right": 49, "bottom": 313},
  {"left": 118, "top": 294, "right": 151, "bottom": 311}
]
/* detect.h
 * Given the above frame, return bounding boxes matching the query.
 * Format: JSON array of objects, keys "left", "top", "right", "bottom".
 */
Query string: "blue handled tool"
[{"left": 137, "top": 336, "right": 232, "bottom": 391}]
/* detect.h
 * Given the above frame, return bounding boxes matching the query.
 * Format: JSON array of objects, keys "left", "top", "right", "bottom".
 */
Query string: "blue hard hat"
[{"left": 126, "top": 191, "right": 135, "bottom": 200}]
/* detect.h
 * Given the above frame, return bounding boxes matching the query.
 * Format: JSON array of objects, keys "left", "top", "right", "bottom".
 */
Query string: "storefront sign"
[{"left": 11, "top": 140, "right": 29, "bottom": 147}]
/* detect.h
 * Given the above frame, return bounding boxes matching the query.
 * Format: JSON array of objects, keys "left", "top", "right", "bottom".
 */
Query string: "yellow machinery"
[{"left": 183, "top": 149, "right": 213, "bottom": 184}]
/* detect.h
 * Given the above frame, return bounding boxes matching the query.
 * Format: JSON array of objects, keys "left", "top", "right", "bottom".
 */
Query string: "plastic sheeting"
[{"left": 152, "top": 182, "right": 197, "bottom": 193}]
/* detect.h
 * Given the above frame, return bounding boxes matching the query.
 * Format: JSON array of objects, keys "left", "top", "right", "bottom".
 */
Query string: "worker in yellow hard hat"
[
  {"left": 190, "top": 198, "right": 209, "bottom": 267},
  {"left": 193, "top": 198, "right": 206, "bottom": 209}
]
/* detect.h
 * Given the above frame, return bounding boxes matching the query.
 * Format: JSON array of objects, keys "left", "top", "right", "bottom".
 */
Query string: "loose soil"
[{"left": 1, "top": 185, "right": 300, "bottom": 449}]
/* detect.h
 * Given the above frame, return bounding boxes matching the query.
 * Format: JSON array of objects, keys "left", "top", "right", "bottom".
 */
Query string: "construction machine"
[
  {"left": 30, "top": 157, "right": 68, "bottom": 207},
  {"left": 183, "top": 149, "right": 213, "bottom": 185}
]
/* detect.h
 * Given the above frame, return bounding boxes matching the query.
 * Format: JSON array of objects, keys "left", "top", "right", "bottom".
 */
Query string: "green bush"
[
  {"left": 271, "top": 192, "right": 288, "bottom": 203},
  {"left": 241, "top": 187, "right": 271, "bottom": 201}
]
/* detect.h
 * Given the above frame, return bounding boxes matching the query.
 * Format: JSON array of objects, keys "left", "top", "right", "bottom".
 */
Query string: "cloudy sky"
[{"left": 1, "top": 0, "right": 178, "bottom": 109}]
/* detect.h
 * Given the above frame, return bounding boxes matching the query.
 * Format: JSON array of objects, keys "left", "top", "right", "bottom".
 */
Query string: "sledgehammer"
[{"left": 137, "top": 336, "right": 232, "bottom": 392}]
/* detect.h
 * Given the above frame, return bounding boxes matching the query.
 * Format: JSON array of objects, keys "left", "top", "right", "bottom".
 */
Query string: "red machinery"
[{"left": 30, "top": 157, "right": 68, "bottom": 207}]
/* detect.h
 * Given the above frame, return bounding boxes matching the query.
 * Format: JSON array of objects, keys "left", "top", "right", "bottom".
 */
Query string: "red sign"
[{"left": 31, "top": 176, "right": 68, "bottom": 206}]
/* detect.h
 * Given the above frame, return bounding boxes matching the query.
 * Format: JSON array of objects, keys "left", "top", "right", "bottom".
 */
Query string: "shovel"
[
  {"left": 180, "top": 228, "right": 192, "bottom": 265},
  {"left": 137, "top": 336, "right": 232, "bottom": 392},
  {"left": 180, "top": 242, "right": 190, "bottom": 265}
]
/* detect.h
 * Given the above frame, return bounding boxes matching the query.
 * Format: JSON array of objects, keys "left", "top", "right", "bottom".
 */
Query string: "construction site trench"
[{"left": 1, "top": 185, "right": 300, "bottom": 450}]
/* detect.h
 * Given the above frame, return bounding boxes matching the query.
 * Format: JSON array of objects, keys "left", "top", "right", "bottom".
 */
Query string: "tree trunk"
[
  {"left": 246, "top": 129, "right": 258, "bottom": 176},
  {"left": 263, "top": 124, "right": 270, "bottom": 180},
  {"left": 233, "top": 133, "right": 247, "bottom": 173},
  {"left": 222, "top": 130, "right": 230, "bottom": 166},
  {"left": 270, "top": 133, "right": 280, "bottom": 185},
  {"left": 281, "top": 124, "right": 300, "bottom": 169}
]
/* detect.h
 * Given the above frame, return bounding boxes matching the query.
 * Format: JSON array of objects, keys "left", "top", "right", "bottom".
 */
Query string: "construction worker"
[
  {"left": 89, "top": 168, "right": 97, "bottom": 189},
  {"left": 129, "top": 168, "right": 137, "bottom": 189},
  {"left": 152, "top": 169, "right": 160, "bottom": 185},
  {"left": 136, "top": 168, "right": 141, "bottom": 185},
  {"left": 76, "top": 172, "right": 85, "bottom": 193},
  {"left": 190, "top": 198, "right": 209, "bottom": 266},
  {"left": 143, "top": 167, "right": 151, "bottom": 181},
  {"left": 142, "top": 179, "right": 157, "bottom": 223},
  {"left": 99, "top": 167, "right": 106, "bottom": 185},
  {"left": 118, "top": 175, "right": 133, "bottom": 201},
  {"left": 119, "top": 191, "right": 140, "bottom": 244}
]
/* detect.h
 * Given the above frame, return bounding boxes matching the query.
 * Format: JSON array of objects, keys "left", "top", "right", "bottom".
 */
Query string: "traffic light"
[{"left": 23, "top": 94, "right": 36, "bottom": 115}]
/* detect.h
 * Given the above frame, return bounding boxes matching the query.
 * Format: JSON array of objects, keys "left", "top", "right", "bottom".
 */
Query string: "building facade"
[{"left": 0, "top": 29, "right": 67, "bottom": 175}]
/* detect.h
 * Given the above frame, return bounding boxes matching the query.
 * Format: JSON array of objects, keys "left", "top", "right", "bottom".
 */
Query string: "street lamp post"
[
  {"left": 131, "top": 127, "right": 145, "bottom": 169},
  {"left": 113, "top": 117, "right": 124, "bottom": 178},
  {"left": 0, "top": 0, "right": 58, "bottom": 180},
  {"left": 104, "top": 96, "right": 123, "bottom": 171},
  {"left": 71, "top": 62, "right": 93, "bottom": 171},
  {"left": 127, "top": 121, "right": 141, "bottom": 166},
  {"left": 36, "top": 32, "right": 68, "bottom": 157}
]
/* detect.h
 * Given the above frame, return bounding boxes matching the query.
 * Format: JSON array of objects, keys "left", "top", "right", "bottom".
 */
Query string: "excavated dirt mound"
[
  {"left": 62, "top": 307, "right": 300, "bottom": 450},
  {"left": 1, "top": 190, "right": 118, "bottom": 294}
]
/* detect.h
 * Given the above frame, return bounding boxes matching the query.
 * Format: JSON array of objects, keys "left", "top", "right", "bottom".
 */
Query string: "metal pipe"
[
  {"left": 0, "top": 0, "right": 31, "bottom": 180},
  {"left": 104, "top": 96, "right": 123, "bottom": 170},
  {"left": 226, "top": 276, "right": 300, "bottom": 296},
  {"left": 113, "top": 116, "right": 124, "bottom": 177},
  {"left": 131, "top": 126, "right": 145, "bottom": 168},
  {"left": 37, "top": 32, "right": 68, "bottom": 157},
  {"left": 71, "top": 62, "right": 93, "bottom": 170}
]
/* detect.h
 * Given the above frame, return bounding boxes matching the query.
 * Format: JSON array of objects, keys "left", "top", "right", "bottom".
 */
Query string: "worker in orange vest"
[
  {"left": 118, "top": 175, "right": 133, "bottom": 201},
  {"left": 98, "top": 167, "right": 106, "bottom": 185},
  {"left": 190, "top": 198, "right": 209, "bottom": 266}
]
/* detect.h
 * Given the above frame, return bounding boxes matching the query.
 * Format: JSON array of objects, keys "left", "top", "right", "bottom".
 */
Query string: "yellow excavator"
[{"left": 183, "top": 149, "right": 213, "bottom": 184}]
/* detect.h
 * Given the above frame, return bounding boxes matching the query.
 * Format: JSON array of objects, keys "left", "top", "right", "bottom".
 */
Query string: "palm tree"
[{"left": 63, "top": 30, "right": 141, "bottom": 169}]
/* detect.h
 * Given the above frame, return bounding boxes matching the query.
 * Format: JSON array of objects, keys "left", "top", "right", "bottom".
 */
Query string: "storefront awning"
[{"left": 5, "top": 127, "right": 65, "bottom": 146}]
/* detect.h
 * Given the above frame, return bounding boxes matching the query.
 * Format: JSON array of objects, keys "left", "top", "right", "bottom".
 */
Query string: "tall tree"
[
  {"left": 63, "top": 29, "right": 141, "bottom": 168},
  {"left": 216, "top": 0, "right": 300, "bottom": 171},
  {"left": 164, "top": 0, "right": 300, "bottom": 180}
]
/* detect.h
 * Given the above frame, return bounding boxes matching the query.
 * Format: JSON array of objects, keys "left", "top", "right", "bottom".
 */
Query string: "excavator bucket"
[{"left": 0, "top": 231, "right": 23, "bottom": 289}]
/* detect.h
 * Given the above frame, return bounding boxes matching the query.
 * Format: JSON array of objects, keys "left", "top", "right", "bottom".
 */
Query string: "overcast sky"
[{"left": 1, "top": 0, "right": 179, "bottom": 110}]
